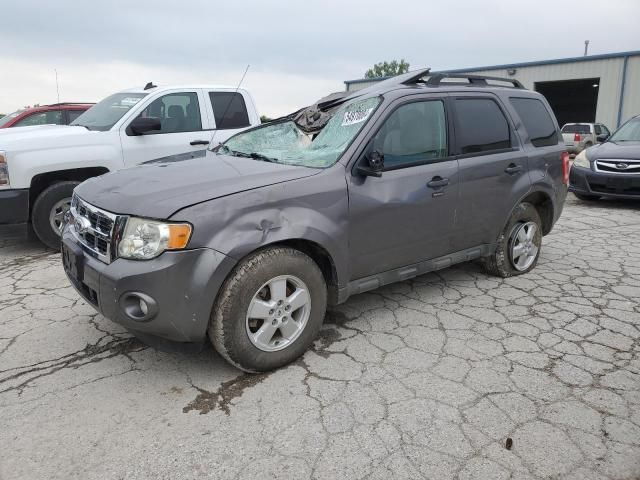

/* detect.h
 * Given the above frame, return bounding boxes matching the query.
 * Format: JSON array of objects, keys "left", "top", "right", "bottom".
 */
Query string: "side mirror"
[
  {"left": 128, "top": 116, "right": 161, "bottom": 136},
  {"left": 356, "top": 150, "right": 385, "bottom": 177},
  {"left": 596, "top": 133, "right": 609, "bottom": 143}
]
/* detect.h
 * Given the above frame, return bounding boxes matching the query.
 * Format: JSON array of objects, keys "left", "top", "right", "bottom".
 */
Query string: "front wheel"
[
  {"left": 482, "top": 202, "right": 543, "bottom": 278},
  {"left": 32, "top": 181, "right": 80, "bottom": 250},
  {"left": 209, "top": 246, "right": 327, "bottom": 372}
]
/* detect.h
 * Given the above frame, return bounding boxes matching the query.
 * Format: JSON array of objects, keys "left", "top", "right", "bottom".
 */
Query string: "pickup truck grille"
[
  {"left": 595, "top": 159, "right": 640, "bottom": 174},
  {"left": 69, "top": 195, "right": 120, "bottom": 263}
]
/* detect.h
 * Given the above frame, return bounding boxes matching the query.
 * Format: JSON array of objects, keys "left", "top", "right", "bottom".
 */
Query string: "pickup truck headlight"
[
  {"left": 117, "top": 217, "right": 192, "bottom": 260},
  {"left": 0, "top": 152, "right": 9, "bottom": 187},
  {"left": 573, "top": 150, "right": 590, "bottom": 169}
]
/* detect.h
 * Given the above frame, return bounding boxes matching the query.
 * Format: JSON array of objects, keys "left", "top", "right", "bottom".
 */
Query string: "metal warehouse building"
[{"left": 344, "top": 50, "right": 640, "bottom": 129}]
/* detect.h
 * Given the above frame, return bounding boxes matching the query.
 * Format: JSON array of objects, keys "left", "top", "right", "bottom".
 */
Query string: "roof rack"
[{"left": 425, "top": 73, "right": 525, "bottom": 89}]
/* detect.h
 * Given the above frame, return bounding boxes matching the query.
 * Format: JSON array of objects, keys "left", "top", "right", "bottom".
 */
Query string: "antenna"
[
  {"left": 55, "top": 69, "right": 60, "bottom": 103},
  {"left": 584, "top": 40, "right": 590, "bottom": 56},
  {"left": 208, "top": 64, "right": 250, "bottom": 148}
]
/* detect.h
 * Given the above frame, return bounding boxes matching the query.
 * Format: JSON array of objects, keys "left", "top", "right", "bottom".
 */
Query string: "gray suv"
[{"left": 61, "top": 69, "right": 568, "bottom": 372}]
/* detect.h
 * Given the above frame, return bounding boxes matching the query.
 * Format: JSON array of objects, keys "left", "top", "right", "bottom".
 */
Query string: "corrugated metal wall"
[
  {"left": 622, "top": 57, "right": 640, "bottom": 124},
  {"left": 346, "top": 55, "right": 640, "bottom": 128}
]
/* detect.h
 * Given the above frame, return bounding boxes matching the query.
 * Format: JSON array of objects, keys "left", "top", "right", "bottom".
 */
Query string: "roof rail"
[{"left": 425, "top": 73, "right": 525, "bottom": 89}]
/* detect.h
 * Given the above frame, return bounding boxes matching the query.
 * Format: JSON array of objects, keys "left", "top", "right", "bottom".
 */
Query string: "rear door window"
[
  {"left": 210, "top": 92, "right": 250, "bottom": 129},
  {"left": 510, "top": 97, "right": 559, "bottom": 147},
  {"left": 67, "top": 110, "right": 85, "bottom": 124},
  {"left": 453, "top": 98, "right": 511, "bottom": 154}
]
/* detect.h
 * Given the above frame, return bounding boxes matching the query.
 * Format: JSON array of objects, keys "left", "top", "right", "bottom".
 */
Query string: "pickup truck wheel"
[
  {"left": 482, "top": 202, "right": 542, "bottom": 278},
  {"left": 32, "top": 181, "right": 79, "bottom": 250},
  {"left": 209, "top": 246, "right": 327, "bottom": 372},
  {"left": 574, "top": 192, "right": 601, "bottom": 201}
]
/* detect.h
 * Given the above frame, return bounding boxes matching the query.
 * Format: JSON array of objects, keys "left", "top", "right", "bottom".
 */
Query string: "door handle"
[
  {"left": 505, "top": 164, "right": 523, "bottom": 175},
  {"left": 427, "top": 176, "right": 449, "bottom": 188},
  {"left": 190, "top": 140, "right": 210, "bottom": 146}
]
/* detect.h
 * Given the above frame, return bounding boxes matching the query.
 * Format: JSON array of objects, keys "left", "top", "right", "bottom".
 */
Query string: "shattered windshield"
[{"left": 220, "top": 96, "right": 381, "bottom": 168}]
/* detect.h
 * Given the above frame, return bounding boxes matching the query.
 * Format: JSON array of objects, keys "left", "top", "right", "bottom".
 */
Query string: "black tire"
[
  {"left": 574, "top": 192, "right": 601, "bottom": 201},
  {"left": 482, "top": 202, "right": 543, "bottom": 278},
  {"left": 32, "top": 181, "right": 79, "bottom": 250},
  {"left": 209, "top": 246, "right": 327, "bottom": 373}
]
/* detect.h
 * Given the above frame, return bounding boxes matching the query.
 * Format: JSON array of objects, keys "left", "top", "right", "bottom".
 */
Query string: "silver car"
[{"left": 562, "top": 122, "right": 611, "bottom": 154}]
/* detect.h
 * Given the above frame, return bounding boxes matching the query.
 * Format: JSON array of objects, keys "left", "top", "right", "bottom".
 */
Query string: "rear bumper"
[
  {"left": 569, "top": 166, "right": 640, "bottom": 199},
  {"left": 0, "top": 188, "right": 29, "bottom": 224},
  {"left": 61, "top": 228, "right": 236, "bottom": 343},
  {"left": 564, "top": 143, "right": 586, "bottom": 154}
]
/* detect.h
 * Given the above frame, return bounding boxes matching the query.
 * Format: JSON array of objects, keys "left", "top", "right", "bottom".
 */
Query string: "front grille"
[
  {"left": 594, "top": 159, "right": 640, "bottom": 174},
  {"left": 69, "top": 195, "right": 119, "bottom": 263}
]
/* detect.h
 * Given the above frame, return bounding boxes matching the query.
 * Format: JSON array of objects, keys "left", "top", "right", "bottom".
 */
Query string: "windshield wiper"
[
  {"left": 249, "top": 152, "right": 278, "bottom": 163},
  {"left": 217, "top": 145, "right": 279, "bottom": 163}
]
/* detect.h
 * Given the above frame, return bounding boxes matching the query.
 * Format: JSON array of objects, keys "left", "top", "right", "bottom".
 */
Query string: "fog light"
[{"left": 119, "top": 292, "right": 158, "bottom": 322}]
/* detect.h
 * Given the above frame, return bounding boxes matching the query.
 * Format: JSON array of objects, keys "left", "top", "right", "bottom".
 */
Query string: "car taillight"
[
  {"left": 574, "top": 133, "right": 581, "bottom": 142},
  {"left": 561, "top": 151, "right": 569, "bottom": 185}
]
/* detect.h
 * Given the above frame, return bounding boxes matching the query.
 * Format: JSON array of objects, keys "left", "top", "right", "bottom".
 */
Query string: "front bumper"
[
  {"left": 0, "top": 188, "right": 29, "bottom": 225},
  {"left": 61, "top": 228, "right": 235, "bottom": 343},
  {"left": 569, "top": 165, "right": 640, "bottom": 199}
]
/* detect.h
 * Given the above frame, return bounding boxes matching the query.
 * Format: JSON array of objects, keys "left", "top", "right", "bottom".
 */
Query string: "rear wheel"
[
  {"left": 32, "top": 181, "right": 79, "bottom": 250},
  {"left": 209, "top": 246, "right": 327, "bottom": 372},
  {"left": 483, "top": 202, "right": 543, "bottom": 278},
  {"left": 574, "top": 192, "right": 600, "bottom": 201}
]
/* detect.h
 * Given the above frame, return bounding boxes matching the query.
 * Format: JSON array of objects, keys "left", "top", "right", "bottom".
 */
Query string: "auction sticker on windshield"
[
  {"left": 121, "top": 97, "right": 143, "bottom": 106},
  {"left": 342, "top": 107, "right": 374, "bottom": 127}
]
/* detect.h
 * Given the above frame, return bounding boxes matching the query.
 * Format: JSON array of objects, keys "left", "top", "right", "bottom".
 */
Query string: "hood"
[
  {"left": 587, "top": 141, "right": 640, "bottom": 161},
  {"left": 0, "top": 124, "right": 93, "bottom": 150},
  {"left": 75, "top": 150, "right": 321, "bottom": 219}
]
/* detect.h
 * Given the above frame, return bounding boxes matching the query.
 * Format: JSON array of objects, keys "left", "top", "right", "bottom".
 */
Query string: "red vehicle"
[{"left": 0, "top": 102, "right": 93, "bottom": 128}]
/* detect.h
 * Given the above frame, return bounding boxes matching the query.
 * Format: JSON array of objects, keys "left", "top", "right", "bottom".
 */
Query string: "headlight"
[
  {"left": 573, "top": 150, "right": 590, "bottom": 168},
  {"left": 117, "top": 217, "right": 192, "bottom": 260},
  {"left": 0, "top": 152, "right": 9, "bottom": 187}
]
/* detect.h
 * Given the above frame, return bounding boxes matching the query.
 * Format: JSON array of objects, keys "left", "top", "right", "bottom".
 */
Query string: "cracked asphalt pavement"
[{"left": 1, "top": 194, "right": 640, "bottom": 480}]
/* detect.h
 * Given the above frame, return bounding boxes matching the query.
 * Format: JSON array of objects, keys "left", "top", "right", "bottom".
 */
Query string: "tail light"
[
  {"left": 574, "top": 133, "right": 581, "bottom": 142},
  {"left": 561, "top": 151, "right": 570, "bottom": 185}
]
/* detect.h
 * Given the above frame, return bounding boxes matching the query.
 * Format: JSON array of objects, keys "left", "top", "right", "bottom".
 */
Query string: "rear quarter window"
[{"left": 511, "top": 97, "right": 558, "bottom": 147}]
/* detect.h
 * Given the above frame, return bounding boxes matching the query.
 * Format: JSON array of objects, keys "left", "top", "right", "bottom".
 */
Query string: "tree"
[
  {"left": 260, "top": 115, "right": 273, "bottom": 123},
  {"left": 364, "top": 59, "right": 410, "bottom": 79}
]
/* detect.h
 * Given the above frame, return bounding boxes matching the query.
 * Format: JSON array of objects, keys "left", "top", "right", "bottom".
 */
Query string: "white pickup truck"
[{"left": 0, "top": 83, "right": 260, "bottom": 248}]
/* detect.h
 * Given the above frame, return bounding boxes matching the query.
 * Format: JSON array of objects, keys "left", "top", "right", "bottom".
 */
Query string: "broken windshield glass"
[{"left": 220, "top": 96, "right": 381, "bottom": 168}]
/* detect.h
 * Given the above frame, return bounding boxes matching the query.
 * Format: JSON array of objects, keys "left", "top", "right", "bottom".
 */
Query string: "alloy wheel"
[
  {"left": 509, "top": 221, "right": 539, "bottom": 271},
  {"left": 245, "top": 275, "right": 311, "bottom": 352},
  {"left": 49, "top": 197, "right": 72, "bottom": 236}
]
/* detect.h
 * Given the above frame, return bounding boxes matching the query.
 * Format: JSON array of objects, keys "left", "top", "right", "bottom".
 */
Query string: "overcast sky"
[{"left": 1, "top": 0, "right": 638, "bottom": 117}]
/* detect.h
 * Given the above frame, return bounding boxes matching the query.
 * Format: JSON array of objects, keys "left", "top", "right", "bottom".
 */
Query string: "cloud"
[{"left": 0, "top": 0, "right": 638, "bottom": 114}]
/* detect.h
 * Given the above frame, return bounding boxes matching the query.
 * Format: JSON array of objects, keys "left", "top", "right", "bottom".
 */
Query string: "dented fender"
[{"left": 174, "top": 164, "right": 350, "bottom": 286}]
